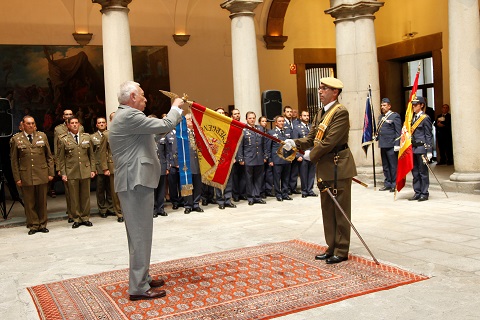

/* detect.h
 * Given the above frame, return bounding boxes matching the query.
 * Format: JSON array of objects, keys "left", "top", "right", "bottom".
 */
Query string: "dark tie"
[
  {"left": 74, "top": 134, "right": 78, "bottom": 144},
  {"left": 411, "top": 115, "right": 417, "bottom": 126},
  {"left": 27, "top": 134, "right": 32, "bottom": 144}
]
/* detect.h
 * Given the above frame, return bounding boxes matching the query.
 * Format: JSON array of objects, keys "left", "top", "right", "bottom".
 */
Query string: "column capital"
[
  {"left": 221, "top": 0, "right": 263, "bottom": 19},
  {"left": 325, "top": 1, "right": 384, "bottom": 23},
  {"left": 92, "top": 0, "right": 132, "bottom": 13}
]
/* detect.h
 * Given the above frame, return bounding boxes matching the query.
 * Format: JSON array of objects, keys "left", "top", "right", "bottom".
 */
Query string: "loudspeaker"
[
  {"left": 0, "top": 98, "right": 13, "bottom": 137},
  {"left": 262, "top": 90, "right": 282, "bottom": 121}
]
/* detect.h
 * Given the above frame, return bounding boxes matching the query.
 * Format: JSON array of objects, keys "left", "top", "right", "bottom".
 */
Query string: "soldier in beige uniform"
[
  {"left": 10, "top": 116, "right": 54, "bottom": 235},
  {"left": 53, "top": 109, "right": 84, "bottom": 223},
  {"left": 92, "top": 117, "right": 114, "bottom": 218},
  {"left": 58, "top": 117, "right": 96, "bottom": 228}
]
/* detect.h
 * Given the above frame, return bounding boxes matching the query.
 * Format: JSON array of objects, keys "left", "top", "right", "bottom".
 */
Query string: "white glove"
[
  {"left": 303, "top": 150, "right": 311, "bottom": 161},
  {"left": 427, "top": 152, "right": 432, "bottom": 161},
  {"left": 394, "top": 146, "right": 400, "bottom": 152},
  {"left": 283, "top": 139, "right": 296, "bottom": 151}
]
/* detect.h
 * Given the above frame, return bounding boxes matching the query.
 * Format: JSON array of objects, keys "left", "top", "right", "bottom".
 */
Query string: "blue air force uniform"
[
  {"left": 411, "top": 112, "right": 433, "bottom": 199},
  {"left": 377, "top": 110, "right": 402, "bottom": 189},
  {"left": 292, "top": 122, "right": 316, "bottom": 197},
  {"left": 266, "top": 127, "right": 293, "bottom": 200}
]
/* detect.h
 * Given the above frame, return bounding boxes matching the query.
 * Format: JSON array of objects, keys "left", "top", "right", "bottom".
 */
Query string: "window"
[
  {"left": 403, "top": 57, "right": 434, "bottom": 110},
  {"left": 305, "top": 65, "right": 335, "bottom": 121}
]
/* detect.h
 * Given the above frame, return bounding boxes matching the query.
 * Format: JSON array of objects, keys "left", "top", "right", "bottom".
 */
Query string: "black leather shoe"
[
  {"left": 283, "top": 196, "right": 293, "bottom": 200},
  {"left": 255, "top": 199, "right": 266, "bottom": 204},
  {"left": 308, "top": 193, "right": 318, "bottom": 197},
  {"left": 291, "top": 190, "right": 301, "bottom": 194},
  {"left": 379, "top": 186, "right": 390, "bottom": 191},
  {"left": 409, "top": 195, "right": 421, "bottom": 201},
  {"left": 72, "top": 222, "right": 80, "bottom": 229},
  {"left": 240, "top": 195, "right": 248, "bottom": 201},
  {"left": 248, "top": 200, "right": 254, "bottom": 205},
  {"left": 218, "top": 204, "right": 225, "bottom": 210},
  {"left": 153, "top": 213, "right": 158, "bottom": 218},
  {"left": 302, "top": 194, "right": 308, "bottom": 198},
  {"left": 184, "top": 208, "right": 192, "bottom": 214},
  {"left": 149, "top": 279, "right": 165, "bottom": 288},
  {"left": 225, "top": 202, "right": 237, "bottom": 208},
  {"left": 28, "top": 230, "right": 37, "bottom": 235},
  {"left": 315, "top": 253, "right": 333, "bottom": 260},
  {"left": 418, "top": 196, "right": 429, "bottom": 202},
  {"left": 118, "top": 217, "right": 124, "bottom": 222},
  {"left": 390, "top": 188, "right": 396, "bottom": 192},
  {"left": 326, "top": 255, "right": 348, "bottom": 264},
  {"left": 276, "top": 197, "right": 283, "bottom": 202},
  {"left": 172, "top": 204, "right": 179, "bottom": 210},
  {"left": 82, "top": 221, "right": 93, "bottom": 227},
  {"left": 233, "top": 197, "right": 240, "bottom": 202},
  {"left": 129, "top": 289, "right": 166, "bottom": 301},
  {"left": 261, "top": 194, "right": 266, "bottom": 199},
  {"left": 159, "top": 212, "right": 168, "bottom": 216},
  {"left": 68, "top": 218, "right": 74, "bottom": 223},
  {"left": 100, "top": 213, "right": 108, "bottom": 218},
  {"left": 39, "top": 228, "right": 49, "bottom": 233},
  {"left": 194, "top": 207, "right": 204, "bottom": 212},
  {"left": 201, "top": 199, "right": 208, "bottom": 206}
]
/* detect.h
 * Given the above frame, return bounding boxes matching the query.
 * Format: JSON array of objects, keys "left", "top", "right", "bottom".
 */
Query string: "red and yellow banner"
[
  {"left": 190, "top": 103, "right": 244, "bottom": 190},
  {"left": 396, "top": 65, "right": 421, "bottom": 192}
]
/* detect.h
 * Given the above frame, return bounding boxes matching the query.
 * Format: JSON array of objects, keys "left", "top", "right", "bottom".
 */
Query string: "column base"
[{"left": 444, "top": 172, "right": 480, "bottom": 194}]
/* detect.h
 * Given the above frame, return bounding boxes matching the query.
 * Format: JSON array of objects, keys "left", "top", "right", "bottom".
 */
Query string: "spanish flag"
[
  {"left": 190, "top": 103, "right": 244, "bottom": 190},
  {"left": 396, "top": 64, "right": 421, "bottom": 192}
]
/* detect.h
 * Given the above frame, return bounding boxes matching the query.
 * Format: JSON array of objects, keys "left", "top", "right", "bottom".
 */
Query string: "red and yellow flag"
[
  {"left": 190, "top": 103, "right": 244, "bottom": 190},
  {"left": 396, "top": 65, "right": 421, "bottom": 192}
]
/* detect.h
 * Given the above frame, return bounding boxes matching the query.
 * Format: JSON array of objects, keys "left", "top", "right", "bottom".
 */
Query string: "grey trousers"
[{"left": 118, "top": 185, "right": 155, "bottom": 295}]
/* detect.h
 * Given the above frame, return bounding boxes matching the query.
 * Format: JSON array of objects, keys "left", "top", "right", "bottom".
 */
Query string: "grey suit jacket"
[{"left": 109, "top": 105, "right": 182, "bottom": 193}]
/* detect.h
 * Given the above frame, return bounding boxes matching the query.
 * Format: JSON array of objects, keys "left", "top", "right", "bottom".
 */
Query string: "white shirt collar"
[{"left": 323, "top": 100, "right": 337, "bottom": 113}]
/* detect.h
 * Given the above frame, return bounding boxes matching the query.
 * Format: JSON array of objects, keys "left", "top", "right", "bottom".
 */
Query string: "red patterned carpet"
[{"left": 28, "top": 240, "right": 428, "bottom": 319}]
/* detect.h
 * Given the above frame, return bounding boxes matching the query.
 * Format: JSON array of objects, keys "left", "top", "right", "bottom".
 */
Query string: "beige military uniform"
[
  {"left": 54, "top": 122, "right": 84, "bottom": 219},
  {"left": 99, "top": 131, "right": 122, "bottom": 217},
  {"left": 10, "top": 131, "right": 54, "bottom": 231},
  {"left": 57, "top": 132, "right": 95, "bottom": 223},
  {"left": 92, "top": 130, "right": 113, "bottom": 215}
]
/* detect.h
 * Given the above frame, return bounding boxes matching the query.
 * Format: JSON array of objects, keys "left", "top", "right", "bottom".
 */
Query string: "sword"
[
  {"left": 422, "top": 155, "right": 449, "bottom": 198},
  {"left": 318, "top": 178, "right": 379, "bottom": 265}
]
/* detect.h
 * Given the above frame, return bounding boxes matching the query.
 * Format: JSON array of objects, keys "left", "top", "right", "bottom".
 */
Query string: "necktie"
[
  {"left": 27, "top": 134, "right": 32, "bottom": 144},
  {"left": 74, "top": 134, "right": 78, "bottom": 144}
]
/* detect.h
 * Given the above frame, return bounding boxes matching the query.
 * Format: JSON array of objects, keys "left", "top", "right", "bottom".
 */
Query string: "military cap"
[
  {"left": 320, "top": 77, "right": 344, "bottom": 89},
  {"left": 412, "top": 96, "right": 425, "bottom": 104},
  {"left": 381, "top": 98, "right": 391, "bottom": 104}
]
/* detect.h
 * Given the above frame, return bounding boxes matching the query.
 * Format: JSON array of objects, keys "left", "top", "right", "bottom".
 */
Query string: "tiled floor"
[{"left": 1, "top": 164, "right": 479, "bottom": 319}]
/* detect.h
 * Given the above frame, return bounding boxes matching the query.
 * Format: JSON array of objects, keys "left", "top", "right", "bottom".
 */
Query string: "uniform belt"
[{"left": 329, "top": 143, "right": 349, "bottom": 154}]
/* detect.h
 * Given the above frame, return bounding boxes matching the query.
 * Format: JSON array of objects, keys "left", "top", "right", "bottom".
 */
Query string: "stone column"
[
  {"left": 447, "top": 0, "right": 480, "bottom": 192},
  {"left": 92, "top": 0, "right": 134, "bottom": 124},
  {"left": 221, "top": 0, "right": 262, "bottom": 119},
  {"left": 325, "top": 1, "right": 384, "bottom": 167}
]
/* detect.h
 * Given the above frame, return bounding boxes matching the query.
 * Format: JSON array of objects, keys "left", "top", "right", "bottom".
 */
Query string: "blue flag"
[{"left": 361, "top": 95, "right": 374, "bottom": 156}]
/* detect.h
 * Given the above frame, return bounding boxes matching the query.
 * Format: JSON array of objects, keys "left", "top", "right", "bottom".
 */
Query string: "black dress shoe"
[
  {"left": 149, "top": 279, "right": 165, "bottom": 288},
  {"left": 172, "top": 204, "right": 179, "bottom": 210},
  {"left": 390, "top": 188, "right": 396, "bottom": 192},
  {"left": 240, "top": 195, "right": 248, "bottom": 201},
  {"left": 302, "top": 194, "right": 308, "bottom": 198},
  {"left": 72, "top": 222, "right": 80, "bottom": 229},
  {"left": 82, "top": 221, "right": 93, "bottom": 227},
  {"left": 201, "top": 199, "right": 208, "bottom": 206},
  {"left": 68, "top": 218, "right": 74, "bottom": 223},
  {"left": 261, "top": 194, "right": 266, "bottom": 199},
  {"left": 159, "top": 212, "right": 168, "bottom": 216},
  {"left": 315, "top": 253, "right": 333, "bottom": 260},
  {"left": 184, "top": 208, "right": 192, "bottom": 214},
  {"left": 218, "top": 204, "right": 225, "bottom": 210},
  {"left": 28, "top": 230, "right": 37, "bottom": 235},
  {"left": 225, "top": 202, "right": 237, "bottom": 208},
  {"left": 254, "top": 199, "right": 266, "bottom": 204},
  {"left": 291, "top": 190, "right": 301, "bottom": 194},
  {"left": 100, "top": 213, "right": 108, "bottom": 218},
  {"left": 326, "top": 255, "right": 348, "bottom": 264},
  {"left": 39, "top": 228, "right": 49, "bottom": 233},
  {"left": 248, "top": 200, "right": 254, "bottom": 205},
  {"left": 129, "top": 289, "right": 166, "bottom": 301},
  {"left": 379, "top": 186, "right": 390, "bottom": 191},
  {"left": 153, "top": 213, "right": 158, "bottom": 218},
  {"left": 276, "top": 197, "right": 283, "bottom": 202},
  {"left": 418, "top": 196, "right": 429, "bottom": 202},
  {"left": 118, "top": 217, "right": 124, "bottom": 222},
  {"left": 233, "top": 197, "right": 240, "bottom": 202},
  {"left": 409, "top": 195, "right": 421, "bottom": 201},
  {"left": 283, "top": 196, "right": 293, "bottom": 200},
  {"left": 194, "top": 207, "right": 204, "bottom": 212},
  {"left": 308, "top": 193, "right": 318, "bottom": 197}
]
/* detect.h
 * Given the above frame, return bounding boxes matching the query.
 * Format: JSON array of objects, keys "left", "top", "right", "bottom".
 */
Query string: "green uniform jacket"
[{"left": 57, "top": 132, "right": 95, "bottom": 179}]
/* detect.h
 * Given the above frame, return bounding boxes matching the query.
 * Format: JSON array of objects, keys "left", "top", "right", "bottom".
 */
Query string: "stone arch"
[{"left": 264, "top": 0, "right": 290, "bottom": 49}]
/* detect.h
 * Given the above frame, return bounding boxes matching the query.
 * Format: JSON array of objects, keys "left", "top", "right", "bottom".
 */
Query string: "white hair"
[{"left": 117, "top": 81, "right": 140, "bottom": 105}]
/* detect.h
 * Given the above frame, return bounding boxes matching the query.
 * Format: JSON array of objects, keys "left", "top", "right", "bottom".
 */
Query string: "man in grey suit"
[{"left": 109, "top": 81, "right": 185, "bottom": 301}]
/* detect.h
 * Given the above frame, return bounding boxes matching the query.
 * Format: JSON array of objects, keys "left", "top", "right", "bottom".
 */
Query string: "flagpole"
[{"left": 368, "top": 85, "right": 377, "bottom": 189}]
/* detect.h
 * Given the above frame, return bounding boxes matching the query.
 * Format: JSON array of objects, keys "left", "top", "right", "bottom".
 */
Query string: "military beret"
[{"left": 320, "top": 77, "right": 344, "bottom": 89}]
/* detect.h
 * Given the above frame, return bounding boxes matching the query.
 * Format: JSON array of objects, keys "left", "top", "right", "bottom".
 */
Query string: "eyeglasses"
[{"left": 319, "top": 86, "right": 332, "bottom": 91}]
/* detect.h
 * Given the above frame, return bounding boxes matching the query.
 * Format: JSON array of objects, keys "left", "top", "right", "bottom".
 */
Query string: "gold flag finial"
[{"left": 159, "top": 90, "right": 193, "bottom": 107}]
